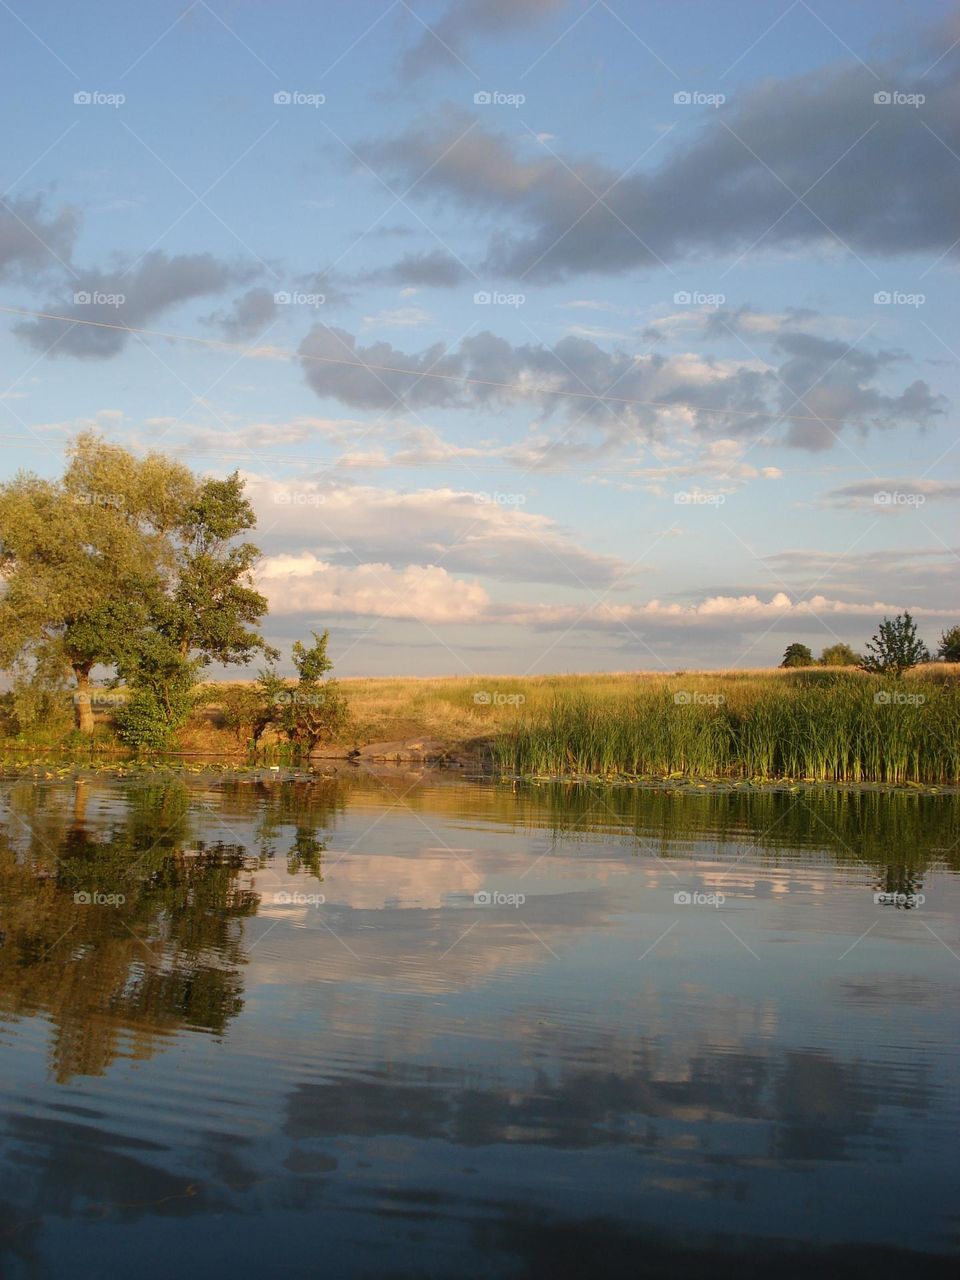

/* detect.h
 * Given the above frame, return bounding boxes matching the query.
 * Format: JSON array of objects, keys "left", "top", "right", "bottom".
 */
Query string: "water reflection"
[{"left": 0, "top": 772, "right": 957, "bottom": 1277}]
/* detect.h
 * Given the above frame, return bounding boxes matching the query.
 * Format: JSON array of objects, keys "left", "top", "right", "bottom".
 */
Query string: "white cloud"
[{"left": 258, "top": 556, "right": 488, "bottom": 622}]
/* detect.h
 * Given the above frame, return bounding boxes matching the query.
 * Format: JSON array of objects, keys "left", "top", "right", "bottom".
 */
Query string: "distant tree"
[
  {"left": 937, "top": 626, "right": 960, "bottom": 663},
  {"left": 781, "top": 643, "right": 814, "bottom": 668},
  {"left": 861, "top": 613, "right": 930, "bottom": 677},
  {"left": 820, "top": 642, "right": 862, "bottom": 667}
]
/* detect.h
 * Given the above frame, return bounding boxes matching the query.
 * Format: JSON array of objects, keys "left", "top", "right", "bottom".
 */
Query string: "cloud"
[
  {"left": 204, "top": 287, "right": 279, "bottom": 341},
  {"left": 401, "top": 0, "right": 568, "bottom": 77},
  {"left": 245, "top": 476, "right": 631, "bottom": 588},
  {"left": 0, "top": 193, "right": 79, "bottom": 279},
  {"left": 821, "top": 478, "right": 960, "bottom": 509},
  {"left": 357, "top": 248, "right": 469, "bottom": 287},
  {"left": 298, "top": 320, "right": 943, "bottom": 452},
  {"left": 772, "top": 332, "right": 946, "bottom": 449},
  {"left": 496, "top": 591, "right": 960, "bottom": 634},
  {"left": 359, "top": 46, "right": 960, "bottom": 277},
  {"left": 16, "top": 251, "right": 255, "bottom": 358},
  {"left": 258, "top": 556, "right": 489, "bottom": 622}
]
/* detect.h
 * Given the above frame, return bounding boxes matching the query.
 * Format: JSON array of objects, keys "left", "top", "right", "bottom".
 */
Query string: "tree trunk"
[{"left": 73, "top": 667, "right": 95, "bottom": 734}]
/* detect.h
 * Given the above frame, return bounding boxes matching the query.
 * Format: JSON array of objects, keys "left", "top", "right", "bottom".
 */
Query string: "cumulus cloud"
[
  {"left": 258, "top": 556, "right": 489, "bottom": 622},
  {"left": 359, "top": 45, "right": 960, "bottom": 277},
  {"left": 497, "top": 592, "right": 960, "bottom": 634},
  {"left": 16, "top": 251, "right": 255, "bottom": 358},
  {"left": 401, "top": 0, "right": 568, "bottom": 77},
  {"left": 244, "top": 475, "right": 632, "bottom": 588},
  {"left": 298, "top": 320, "right": 943, "bottom": 451}
]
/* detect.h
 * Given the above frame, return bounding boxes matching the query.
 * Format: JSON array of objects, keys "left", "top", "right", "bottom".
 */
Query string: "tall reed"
[{"left": 495, "top": 675, "right": 960, "bottom": 783}]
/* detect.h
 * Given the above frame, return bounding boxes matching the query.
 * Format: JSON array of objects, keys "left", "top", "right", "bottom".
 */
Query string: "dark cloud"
[
  {"left": 299, "top": 318, "right": 944, "bottom": 451},
  {"left": 15, "top": 251, "right": 255, "bottom": 358},
  {"left": 772, "top": 332, "right": 945, "bottom": 449},
  {"left": 204, "top": 286, "right": 279, "bottom": 341},
  {"left": 357, "top": 248, "right": 469, "bottom": 287},
  {"left": 401, "top": 0, "right": 568, "bottom": 77},
  {"left": 359, "top": 48, "right": 960, "bottom": 278},
  {"left": 0, "top": 193, "right": 79, "bottom": 278}
]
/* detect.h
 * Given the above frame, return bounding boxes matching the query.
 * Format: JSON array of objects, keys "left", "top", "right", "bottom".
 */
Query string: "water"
[{"left": 1, "top": 770, "right": 958, "bottom": 1278}]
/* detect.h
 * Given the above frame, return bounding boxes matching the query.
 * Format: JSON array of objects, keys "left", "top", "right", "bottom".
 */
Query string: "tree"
[
  {"left": 937, "top": 626, "right": 960, "bottom": 663},
  {"left": 861, "top": 613, "right": 930, "bottom": 677},
  {"left": 781, "top": 643, "right": 813, "bottom": 668},
  {"left": 258, "top": 631, "right": 349, "bottom": 753},
  {"left": 820, "top": 642, "right": 862, "bottom": 666},
  {"left": 0, "top": 434, "right": 193, "bottom": 732},
  {"left": 154, "top": 473, "right": 274, "bottom": 668},
  {"left": 0, "top": 436, "right": 275, "bottom": 739}
]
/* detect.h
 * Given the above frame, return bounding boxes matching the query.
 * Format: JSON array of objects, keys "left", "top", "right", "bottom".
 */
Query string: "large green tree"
[
  {"left": 0, "top": 434, "right": 192, "bottom": 732},
  {"left": 0, "top": 435, "right": 274, "bottom": 738}
]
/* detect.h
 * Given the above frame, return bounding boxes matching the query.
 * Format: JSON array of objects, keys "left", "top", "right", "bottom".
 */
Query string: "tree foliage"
[
  {"left": 0, "top": 435, "right": 274, "bottom": 738},
  {"left": 861, "top": 613, "right": 930, "bottom": 677},
  {"left": 780, "top": 643, "right": 813, "bottom": 668},
  {"left": 257, "top": 631, "right": 350, "bottom": 753},
  {"left": 819, "top": 642, "right": 862, "bottom": 667},
  {"left": 937, "top": 626, "right": 960, "bottom": 663}
]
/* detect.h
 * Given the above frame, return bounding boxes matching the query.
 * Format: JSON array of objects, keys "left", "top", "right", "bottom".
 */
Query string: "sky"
[{"left": 1, "top": 0, "right": 958, "bottom": 676}]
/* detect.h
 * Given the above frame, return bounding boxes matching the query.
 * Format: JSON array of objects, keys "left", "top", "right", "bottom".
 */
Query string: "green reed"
[{"left": 495, "top": 675, "right": 960, "bottom": 783}]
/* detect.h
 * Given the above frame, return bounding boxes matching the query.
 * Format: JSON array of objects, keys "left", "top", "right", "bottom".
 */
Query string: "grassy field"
[{"left": 5, "top": 665, "right": 960, "bottom": 784}]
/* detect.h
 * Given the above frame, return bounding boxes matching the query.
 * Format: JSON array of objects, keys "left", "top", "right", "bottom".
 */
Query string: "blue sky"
[{"left": 2, "top": 0, "right": 958, "bottom": 674}]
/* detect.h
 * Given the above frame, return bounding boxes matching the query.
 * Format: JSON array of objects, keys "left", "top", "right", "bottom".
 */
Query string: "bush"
[
  {"left": 937, "top": 626, "right": 960, "bottom": 663},
  {"left": 820, "top": 642, "right": 861, "bottom": 666}
]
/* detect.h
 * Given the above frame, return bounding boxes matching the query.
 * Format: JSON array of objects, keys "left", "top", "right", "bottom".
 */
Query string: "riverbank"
[{"left": 3, "top": 666, "right": 959, "bottom": 785}]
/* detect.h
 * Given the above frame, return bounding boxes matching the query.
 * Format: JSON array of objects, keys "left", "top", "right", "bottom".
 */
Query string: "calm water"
[{"left": 0, "top": 770, "right": 958, "bottom": 1278}]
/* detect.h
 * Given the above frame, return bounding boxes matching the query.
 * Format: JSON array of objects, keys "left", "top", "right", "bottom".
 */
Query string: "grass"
[{"left": 493, "top": 667, "right": 960, "bottom": 784}]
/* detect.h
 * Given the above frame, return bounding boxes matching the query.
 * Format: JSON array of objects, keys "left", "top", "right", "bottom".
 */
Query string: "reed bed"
[{"left": 494, "top": 674, "right": 960, "bottom": 784}]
